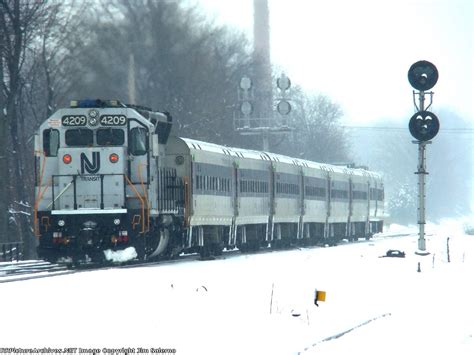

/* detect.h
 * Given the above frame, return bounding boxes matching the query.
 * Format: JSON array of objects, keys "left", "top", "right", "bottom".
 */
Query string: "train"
[{"left": 34, "top": 99, "right": 384, "bottom": 264}]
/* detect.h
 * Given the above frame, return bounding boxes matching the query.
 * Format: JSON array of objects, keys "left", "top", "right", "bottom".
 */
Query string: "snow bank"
[
  {"left": 103, "top": 247, "right": 137, "bottom": 263},
  {"left": 0, "top": 218, "right": 473, "bottom": 355}
]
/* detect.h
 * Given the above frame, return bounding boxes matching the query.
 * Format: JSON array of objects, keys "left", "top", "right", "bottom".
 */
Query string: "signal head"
[
  {"left": 408, "top": 111, "right": 440, "bottom": 141},
  {"left": 408, "top": 60, "right": 438, "bottom": 91}
]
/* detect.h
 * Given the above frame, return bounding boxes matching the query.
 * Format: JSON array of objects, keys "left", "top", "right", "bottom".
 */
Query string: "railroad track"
[
  {"left": 0, "top": 231, "right": 416, "bottom": 284},
  {"left": 0, "top": 260, "right": 74, "bottom": 283}
]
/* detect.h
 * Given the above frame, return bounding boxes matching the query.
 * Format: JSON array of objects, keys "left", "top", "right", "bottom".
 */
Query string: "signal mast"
[{"left": 407, "top": 60, "right": 440, "bottom": 254}]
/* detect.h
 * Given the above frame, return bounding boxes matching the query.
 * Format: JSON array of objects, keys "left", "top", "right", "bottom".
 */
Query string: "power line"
[{"left": 342, "top": 126, "right": 474, "bottom": 134}]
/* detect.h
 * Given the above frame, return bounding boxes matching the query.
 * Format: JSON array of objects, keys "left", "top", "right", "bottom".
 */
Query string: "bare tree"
[
  {"left": 274, "top": 89, "right": 350, "bottom": 163},
  {"left": 66, "top": 0, "right": 252, "bottom": 146},
  {"left": 0, "top": 0, "right": 88, "bottom": 256},
  {"left": 0, "top": 28, "right": 9, "bottom": 242},
  {"left": 0, "top": 0, "right": 49, "bottom": 252}
]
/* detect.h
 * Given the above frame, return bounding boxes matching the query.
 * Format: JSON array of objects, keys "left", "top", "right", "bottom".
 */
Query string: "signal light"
[
  {"left": 409, "top": 111, "right": 440, "bottom": 142},
  {"left": 63, "top": 154, "right": 72, "bottom": 164},
  {"left": 408, "top": 60, "right": 438, "bottom": 92},
  {"left": 109, "top": 153, "right": 119, "bottom": 163}
]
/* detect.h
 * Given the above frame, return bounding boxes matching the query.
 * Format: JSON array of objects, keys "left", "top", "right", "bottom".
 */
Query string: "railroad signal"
[
  {"left": 239, "top": 76, "right": 253, "bottom": 91},
  {"left": 277, "top": 73, "right": 291, "bottom": 91},
  {"left": 407, "top": 60, "right": 439, "bottom": 254},
  {"left": 277, "top": 99, "right": 291, "bottom": 116},
  {"left": 408, "top": 60, "right": 438, "bottom": 92},
  {"left": 408, "top": 111, "right": 440, "bottom": 142},
  {"left": 234, "top": 73, "right": 293, "bottom": 151},
  {"left": 276, "top": 73, "right": 292, "bottom": 118}
]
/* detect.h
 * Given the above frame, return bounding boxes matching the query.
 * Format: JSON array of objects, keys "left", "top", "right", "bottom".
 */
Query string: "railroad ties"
[{"left": 0, "top": 260, "right": 73, "bottom": 283}]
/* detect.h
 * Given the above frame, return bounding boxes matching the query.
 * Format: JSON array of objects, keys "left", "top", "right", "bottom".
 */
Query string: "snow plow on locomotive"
[{"left": 34, "top": 99, "right": 384, "bottom": 265}]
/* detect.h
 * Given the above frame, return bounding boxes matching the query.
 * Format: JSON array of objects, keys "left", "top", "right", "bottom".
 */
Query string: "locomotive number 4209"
[
  {"left": 100, "top": 115, "right": 127, "bottom": 126},
  {"left": 62, "top": 115, "right": 87, "bottom": 126}
]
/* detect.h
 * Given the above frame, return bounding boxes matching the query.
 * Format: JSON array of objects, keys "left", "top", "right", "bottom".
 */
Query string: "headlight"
[
  {"left": 88, "top": 116, "right": 99, "bottom": 126},
  {"left": 109, "top": 153, "right": 119, "bottom": 163},
  {"left": 88, "top": 109, "right": 99, "bottom": 118},
  {"left": 62, "top": 154, "right": 72, "bottom": 164}
]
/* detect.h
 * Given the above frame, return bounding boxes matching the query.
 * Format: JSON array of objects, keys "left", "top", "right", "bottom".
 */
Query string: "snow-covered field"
[{"left": 1, "top": 218, "right": 473, "bottom": 355}]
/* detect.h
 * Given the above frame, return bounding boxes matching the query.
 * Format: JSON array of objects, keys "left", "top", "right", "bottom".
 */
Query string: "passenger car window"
[
  {"left": 65, "top": 128, "right": 93, "bottom": 146},
  {"left": 130, "top": 127, "right": 147, "bottom": 155},
  {"left": 97, "top": 128, "right": 125, "bottom": 146},
  {"left": 43, "top": 129, "right": 59, "bottom": 157}
]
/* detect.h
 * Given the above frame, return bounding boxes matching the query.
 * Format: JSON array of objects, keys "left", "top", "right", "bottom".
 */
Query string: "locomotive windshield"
[
  {"left": 65, "top": 128, "right": 93, "bottom": 146},
  {"left": 97, "top": 128, "right": 125, "bottom": 146},
  {"left": 64, "top": 128, "right": 126, "bottom": 147},
  {"left": 130, "top": 127, "right": 147, "bottom": 155}
]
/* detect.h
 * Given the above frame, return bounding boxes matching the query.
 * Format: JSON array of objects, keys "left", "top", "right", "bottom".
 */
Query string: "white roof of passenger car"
[{"left": 179, "top": 137, "right": 380, "bottom": 177}]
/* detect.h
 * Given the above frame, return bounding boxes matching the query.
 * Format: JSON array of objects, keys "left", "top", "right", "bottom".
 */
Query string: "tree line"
[{"left": 0, "top": 0, "right": 349, "bottom": 258}]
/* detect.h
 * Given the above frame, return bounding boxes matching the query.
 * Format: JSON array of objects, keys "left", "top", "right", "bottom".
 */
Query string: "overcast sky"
[{"left": 196, "top": 0, "right": 473, "bottom": 126}]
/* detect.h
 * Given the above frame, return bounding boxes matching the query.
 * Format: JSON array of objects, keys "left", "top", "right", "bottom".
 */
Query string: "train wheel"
[
  {"left": 134, "top": 237, "right": 146, "bottom": 261},
  {"left": 212, "top": 242, "right": 224, "bottom": 256},
  {"left": 199, "top": 245, "right": 214, "bottom": 260},
  {"left": 199, "top": 242, "right": 223, "bottom": 259}
]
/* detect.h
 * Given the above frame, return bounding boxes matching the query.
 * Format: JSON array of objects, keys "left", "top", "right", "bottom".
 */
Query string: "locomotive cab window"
[
  {"left": 65, "top": 128, "right": 93, "bottom": 146},
  {"left": 130, "top": 127, "right": 148, "bottom": 155},
  {"left": 97, "top": 128, "right": 125, "bottom": 146},
  {"left": 43, "top": 129, "right": 59, "bottom": 156}
]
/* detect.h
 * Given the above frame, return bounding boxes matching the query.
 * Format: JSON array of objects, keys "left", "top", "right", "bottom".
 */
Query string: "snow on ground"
[{"left": 1, "top": 218, "right": 473, "bottom": 355}]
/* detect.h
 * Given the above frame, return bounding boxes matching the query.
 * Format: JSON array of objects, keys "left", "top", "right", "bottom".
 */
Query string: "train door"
[
  {"left": 232, "top": 163, "right": 239, "bottom": 217},
  {"left": 57, "top": 128, "right": 102, "bottom": 211},
  {"left": 268, "top": 163, "right": 275, "bottom": 241},
  {"left": 374, "top": 180, "right": 378, "bottom": 217},
  {"left": 229, "top": 163, "right": 239, "bottom": 246},
  {"left": 348, "top": 177, "right": 353, "bottom": 217},
  {"left": 298, "top": 170, "right": 305, "bottom": 240},
  {"left": 325, "top": 171, "right": 331, "bottom": 239},
  {"left": 348, "top": 177, "right": 353, "bottom": 238},
  {"left": 366, "top": 180, "right": 371, "bottom": 235},
  {"left": 76, "top": 151, "right": 101, "bottom": 209},
  {"left": 378, "top": 182, "right": 384, "bottom": 218}
]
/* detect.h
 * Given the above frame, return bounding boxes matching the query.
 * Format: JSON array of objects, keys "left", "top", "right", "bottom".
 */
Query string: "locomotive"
[{"left": 34, "top": 99, "right": 384, "bottom": 264}]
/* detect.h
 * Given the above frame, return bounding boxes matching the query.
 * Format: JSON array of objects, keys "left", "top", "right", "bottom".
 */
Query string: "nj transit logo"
[{"left": 80, "top": 152, "right": 100, "bottom": 174}]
